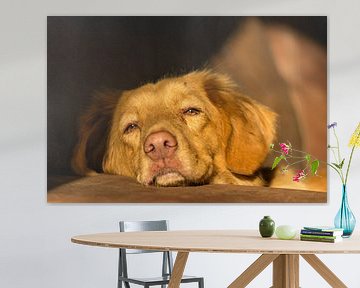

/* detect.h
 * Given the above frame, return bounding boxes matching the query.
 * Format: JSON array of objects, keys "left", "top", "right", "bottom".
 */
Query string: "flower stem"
[
  {"left": 327, "top": 163, "right": 344, "bottom": 183},
  {"left": 330, "top": 148, "right": 339, "bottom": 164},
  {"left": 333, "top": 127, "right": 342, "bottom": 163},
  {"left": 332, "top": 127, "right": 346, "bottom": 183},
  {"left": 270, "top": 149, "right": 315, "bottom": 159},
  {"left": 344, "top": 146, "right": 355, "bottom": 186},
  {"left": 329, "top": 148, "right": 345, "bottom": 183},
  {"left": 291, "top": 148, "right": 311, "bottom": 155},
  {"left": 287, "top": 159, "right": 307, "bottom": 167},
  {"left": 345, "top": 130, "right": 360, "bottom": 185}
]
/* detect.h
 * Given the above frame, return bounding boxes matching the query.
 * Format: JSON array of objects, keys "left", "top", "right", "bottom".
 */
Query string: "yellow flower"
[{"left": 349, "top": 122, "right": 360, "bottom": 147}]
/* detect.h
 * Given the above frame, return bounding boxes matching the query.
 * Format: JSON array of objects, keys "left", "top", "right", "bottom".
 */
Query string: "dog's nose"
[{"left": 144, "top": 131, "right": 178, "bottom": 161}]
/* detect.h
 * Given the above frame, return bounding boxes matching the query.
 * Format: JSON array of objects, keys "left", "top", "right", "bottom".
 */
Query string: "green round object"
[
  {"left": 259, "top": 216, "right": 275, "bottom": 238},
  {"left": 275, "top": 225, "right": 297, "bottom": 240}
]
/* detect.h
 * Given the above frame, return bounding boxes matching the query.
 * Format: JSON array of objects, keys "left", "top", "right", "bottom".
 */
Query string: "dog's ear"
[
  {"left": 202, "top": 71, "right": 277, "bottom": 175},
  {"left": 71, "top": 91, "right": 120, "bottom": 176},
  {"left": 101, "top": 107, "right": 136, "bottom": 177}
]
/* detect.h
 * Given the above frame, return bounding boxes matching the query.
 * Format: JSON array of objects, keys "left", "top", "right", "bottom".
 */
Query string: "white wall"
[{"left": 1, "top": 1, "right": 360, "bottom": 287}]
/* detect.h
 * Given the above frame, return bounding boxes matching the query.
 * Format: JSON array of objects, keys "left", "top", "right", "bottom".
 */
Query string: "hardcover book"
[
  {"left": 301, "top": 229, "right": 343, "bottom": 237},
  {"left": 300, "top": 236, "right": 343, "bottom": 243}
]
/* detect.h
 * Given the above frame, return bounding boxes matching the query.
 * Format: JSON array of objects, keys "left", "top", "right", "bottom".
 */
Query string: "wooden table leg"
[
  {"left": 168, "top": 252, "right": 189, "bottom": 288},
  {"left": 272, "top": 254, "right": 299, "bottom": 288},
  {"left": 301, "top": 254, "right": 347, "bottom": 288},
  {"left": 228, "top": 254, "right": 279, "bottom": 288}
]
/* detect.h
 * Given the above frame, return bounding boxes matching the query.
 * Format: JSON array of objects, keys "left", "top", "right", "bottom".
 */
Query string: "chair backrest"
[
  {"left": 119, "top": 220, "right": 169, "bottom": 254},
  {"left": 118, "top": 220, "right": 174, "bottom": 282},
  {"left": 120, "top": 220, "right": 168, "bottom": 232}
]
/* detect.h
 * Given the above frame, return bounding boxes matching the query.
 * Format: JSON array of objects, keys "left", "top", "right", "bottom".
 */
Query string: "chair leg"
[
  {"left": 118, "top": 249, "right": 122, "bottom": 288},
  {"left": 199, "top": 278, "right": 204, "bottom": 288},
  {"left": 118, "top": 279, "right": 129, "bottom": 288}
]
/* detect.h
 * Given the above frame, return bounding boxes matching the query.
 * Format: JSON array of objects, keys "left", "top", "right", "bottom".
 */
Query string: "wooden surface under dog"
[{"left": 48, "top": 175, "right": 326, "bottom": 203}]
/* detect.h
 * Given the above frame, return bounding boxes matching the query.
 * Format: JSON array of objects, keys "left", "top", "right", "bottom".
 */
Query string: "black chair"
[{"left": 118, "top": 220, "right": 204, "bottom": 288}]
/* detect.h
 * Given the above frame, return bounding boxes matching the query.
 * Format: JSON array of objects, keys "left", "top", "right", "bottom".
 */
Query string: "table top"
[{"left": 71, "top": 230, "right": 360, "bottom": 254}]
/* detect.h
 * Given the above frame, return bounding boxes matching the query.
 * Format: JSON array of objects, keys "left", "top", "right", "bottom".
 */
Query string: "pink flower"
[
  {"left": 279, "top": 143, "right": 290, "bottom": 155},
  {"left": 293, "top": 170, "right": 306, "bottom": 182}
]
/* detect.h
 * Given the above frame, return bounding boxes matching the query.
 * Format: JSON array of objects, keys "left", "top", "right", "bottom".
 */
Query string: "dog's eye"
[
  {"left": 183, "top": 107, "right": 201, "bottom": 116},
  {"left": 124, "top": 123, "right": 139, "bottom": 134}
]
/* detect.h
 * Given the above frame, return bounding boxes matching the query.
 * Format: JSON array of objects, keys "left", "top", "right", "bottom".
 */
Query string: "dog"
[{"left": 71, "top": 70, "right": 282, "bottom": 187}]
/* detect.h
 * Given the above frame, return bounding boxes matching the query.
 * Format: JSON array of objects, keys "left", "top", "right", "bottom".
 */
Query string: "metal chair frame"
[{"left": 118, "top": 220, "right": 204, "bottom": 288}]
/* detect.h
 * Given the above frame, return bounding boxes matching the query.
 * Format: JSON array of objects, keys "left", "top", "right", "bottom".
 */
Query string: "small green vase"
[{"left": 259, "top": 216, "right": 275, "bottom": 237}]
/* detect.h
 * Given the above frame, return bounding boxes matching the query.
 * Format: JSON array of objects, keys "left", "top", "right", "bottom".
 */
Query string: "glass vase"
[{"left": 334, "top": 185, "right": 356, "bottom": 237}]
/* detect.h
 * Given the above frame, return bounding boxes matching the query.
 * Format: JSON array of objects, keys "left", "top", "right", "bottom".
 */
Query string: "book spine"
[
  {"left": 300, "top": 234, "right": 337, "bottom": 240},
  {"left": 301, "top": 230, "right": 337, "bottom": 236},
  {"left": 300, "top": 237, "right": 337, "bottom": 243}
]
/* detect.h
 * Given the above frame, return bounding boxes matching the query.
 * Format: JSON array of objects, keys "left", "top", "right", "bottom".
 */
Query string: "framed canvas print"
[{"left": 47, "top": 16, "right": 327, "bottom": 203}]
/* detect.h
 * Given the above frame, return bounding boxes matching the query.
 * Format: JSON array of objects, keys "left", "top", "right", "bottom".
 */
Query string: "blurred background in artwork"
[{"left": 48, "top": 16, "right": 327, "bottom": 177}]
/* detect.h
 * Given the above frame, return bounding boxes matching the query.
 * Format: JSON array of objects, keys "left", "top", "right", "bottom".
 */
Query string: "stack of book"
[{"left": 300, "top": 226, "right": 344, "bottom": 243}]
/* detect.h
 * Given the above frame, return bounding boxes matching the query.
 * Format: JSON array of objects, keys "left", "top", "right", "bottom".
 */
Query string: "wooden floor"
[{"left": 48, "top": 174, "right": 326, "bottom": 203}]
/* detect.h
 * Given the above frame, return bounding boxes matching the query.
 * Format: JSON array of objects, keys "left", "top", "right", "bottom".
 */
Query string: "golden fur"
[{"left": 72, "top": 71, "right": 278, "bottom": 187}]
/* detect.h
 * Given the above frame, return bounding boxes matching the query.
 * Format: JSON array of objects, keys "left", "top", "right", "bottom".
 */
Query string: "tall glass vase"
[{"left": 334, "top": 185, "right": 356, "bottom": 237}]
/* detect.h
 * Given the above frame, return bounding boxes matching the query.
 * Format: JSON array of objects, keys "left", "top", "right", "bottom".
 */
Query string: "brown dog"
[{"left": 72, "top": 70, "right": 277, "bottom": 187}]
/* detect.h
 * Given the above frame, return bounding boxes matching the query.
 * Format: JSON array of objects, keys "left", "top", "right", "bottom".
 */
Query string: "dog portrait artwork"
[
  {"left": 48, "top": 16, "right": 327, "bottom": 203},
  {"left": 72, "top": 71, "right": 277, "bottom": 187}
]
